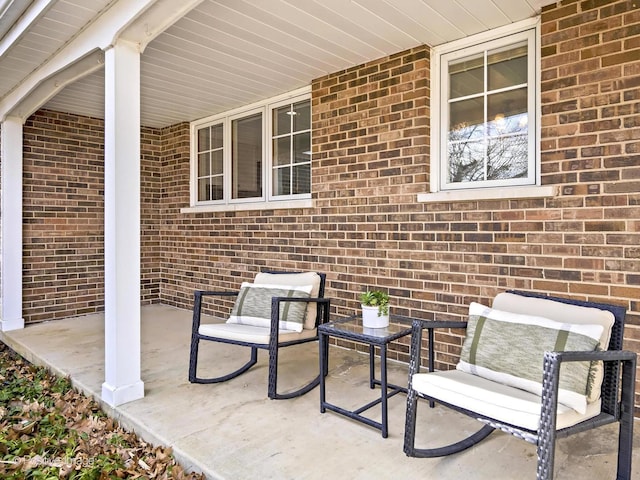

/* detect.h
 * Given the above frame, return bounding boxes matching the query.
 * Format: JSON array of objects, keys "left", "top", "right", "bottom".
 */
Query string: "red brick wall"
[
  {"left": 141, "top": 126, "right": 163, "bottom": 303},
  {"left": 22, "top": 111, "right": 105, "bottom": 321},
  {"left": 20, "top": 111, "right": 163, "bottom": 320},
  {"left": 540, "top": 0, "right": 640, "bottom": 376}
]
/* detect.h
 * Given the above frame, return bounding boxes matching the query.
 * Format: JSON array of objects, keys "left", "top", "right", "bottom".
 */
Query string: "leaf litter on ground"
[{"left": 0, "top": 341, "right": 206, "bottom": 479}]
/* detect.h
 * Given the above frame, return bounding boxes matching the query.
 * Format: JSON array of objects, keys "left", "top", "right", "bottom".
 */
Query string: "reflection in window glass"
[
  {"left": 449, "top": 97, "right": 484, "bottom": 142},
  {"left": 487, "top": 44, "right": 528, "bottom": 91},
  {"left": 449, "top": 54, "right": 483, "bottom": 98},
  {"left": 487, "top": 88, "right": 528, "bottom": 136},
  {"left": 448, "top": 140, "right": 485, "bottom": 183},
  {"left": 487, "top": 136, "right": 528, "bottom": 180}
]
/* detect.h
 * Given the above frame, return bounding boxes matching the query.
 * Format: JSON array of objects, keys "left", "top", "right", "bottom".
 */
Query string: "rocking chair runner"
[
  {"left": 404, "top": 290, "right": 637, "bottom": 480},
  {"left": 188, "top": 270, "right": 330, "bottom": 399}
]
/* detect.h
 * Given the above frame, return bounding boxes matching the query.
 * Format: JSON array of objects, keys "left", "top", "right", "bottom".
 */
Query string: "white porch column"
[
  {"left": 101, "top": 39, "right": 144, "bottom": 406},
  {"left": 0, "top": 116, "right": 25, "bottom": 331}
]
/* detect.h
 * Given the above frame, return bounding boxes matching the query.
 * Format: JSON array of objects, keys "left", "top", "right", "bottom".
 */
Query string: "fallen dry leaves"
[{"left": 0, "top": 342, "right": 206, "bottom": 479}]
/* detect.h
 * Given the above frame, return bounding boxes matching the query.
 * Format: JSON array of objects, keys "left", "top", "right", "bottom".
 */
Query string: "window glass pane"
[
  {"left": 487, "top": 136, "right": 528, "bottom": 180},
  {"left": 293, "top": 132, "right": 310, "bottom": 164},
  {"left": 292, "top": 164, "right": 310, "bottom": 195},
  {"left": 212, "top": 150, "right": 223, "bottom": 175},
  {"left": 273, "top": 137, "right": 291, "bottom": 166},
  {"left": 449, "top": 53, "right": 483, "bottom": 99},
  {"left": 198, "top": 152, "right": 210, "bottom": 176},
  {"left": 211, "top": 175, "right": 223, "bottom": 200},
  {"left": 211, "top": 124, "right": 223, "bottom": 149},
  {"left": 487, "top": 88, "right": 528, "bottom": 136},
  {"left": 488, "top": 44, "right": 528, "bottom": 91},
  {"left": 449, "top": 97, "right": 485, "bottom": 142},
  {"left": 197, "top": 127, "right": 210, "bottom": 151},
  {"left": 293, "top": 100, "right": 310, "bottom": 133},
  {"left": 448, "top": 140, "right": 485, "bottom": 184},
  {"left": 273, "top": 105, "right": 291, "bottom": 136},
  {"left": 198, "top": 178, "right": 210, "bottom": 201},
  {"left": 273, "top": 167, "right": 290, "bottom": 196},
  {"left": 232, "top": 113, "right": 262, "bottom": 199}
]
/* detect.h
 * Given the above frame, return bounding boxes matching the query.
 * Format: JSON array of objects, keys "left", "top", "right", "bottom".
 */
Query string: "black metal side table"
[{"left": 318, "top": 314, "right": 413, "bottom": 438}]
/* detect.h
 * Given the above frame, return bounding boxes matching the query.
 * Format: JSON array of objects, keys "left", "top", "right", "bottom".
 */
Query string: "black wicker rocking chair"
[
  {"left": 404, "top": 290, "right": 637, "bottom": 480},
  {"left": 189, "top": 270, "right": 330, "bottom": 400}
]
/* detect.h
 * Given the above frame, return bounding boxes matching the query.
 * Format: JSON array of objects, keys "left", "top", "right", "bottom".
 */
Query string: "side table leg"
[
  {"left": 428, "top": 328, "right": 435, "bottom": 408},
  {"left": 319, "top": 332, "right": 326, "bottom": 413},
  {"left": 380, "top": 344, "right": 388, "bottom": 438},
  {"left": 369, "top": 344, "right": 375, "bottom": 389}
]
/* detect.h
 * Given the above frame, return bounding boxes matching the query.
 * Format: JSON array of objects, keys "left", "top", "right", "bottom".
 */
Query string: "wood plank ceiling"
[{"left": 1, "top": 0, "right": 557, "bottom": 129}]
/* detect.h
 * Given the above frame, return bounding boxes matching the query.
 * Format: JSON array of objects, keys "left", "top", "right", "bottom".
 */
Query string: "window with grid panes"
[
  {"left": 435, "top": 27, "right": 537, "bottom": 192},
  {"left": 191, "top": 89, "right": 311, "bottom": 207}
]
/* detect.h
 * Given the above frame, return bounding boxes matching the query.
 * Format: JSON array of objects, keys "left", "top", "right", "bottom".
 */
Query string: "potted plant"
[{"left": 360, "top": 290, "right": 390, "bottom": 328}]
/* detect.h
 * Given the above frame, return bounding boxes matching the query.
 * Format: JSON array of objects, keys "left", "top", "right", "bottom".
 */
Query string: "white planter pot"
[{"left": 361, "top": 304, "right": 389, "bottom": 328}]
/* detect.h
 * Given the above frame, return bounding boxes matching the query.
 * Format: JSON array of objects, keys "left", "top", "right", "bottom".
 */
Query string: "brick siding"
[
  {"left": 3, "top": 0, "right": 639, "bottom": 409},
  {"left": 22, "top": 112, "right": 105, "bottom": 321},
  {"left": 20, "top": 111, "right": 163, "bottom": 320}
]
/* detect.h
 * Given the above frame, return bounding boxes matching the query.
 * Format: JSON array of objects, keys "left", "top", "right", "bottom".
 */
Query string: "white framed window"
[
  {"left": 196, "top": 122, "right": 224, "bottom": 202},
  {"left": 269, "top": 98, "right": 311, "bottom": 199},
  {"left": 188, "top": 87, "right": 311, "bottom": 210},
  {"left": 424, "top": 18, "right": 555, "bottom": 202}
]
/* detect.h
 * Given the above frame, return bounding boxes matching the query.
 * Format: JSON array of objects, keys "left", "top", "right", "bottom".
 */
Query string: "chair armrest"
[
  {"left": 194, "top": 290, "right": 239, "bottom": 298},
  {"left": 192, "top": 290, "right": 240, "bottom": 332},
  {"left": 408, "top": 319, "right": 468, "bottom": 377},
  {"left": 269, "top": 297, "right": 331, "bottom": 328},
  {"left": 539, "top": 349, "right": 637, "bottom": 432}
]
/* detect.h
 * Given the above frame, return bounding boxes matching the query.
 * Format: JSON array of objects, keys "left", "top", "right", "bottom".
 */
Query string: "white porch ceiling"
[{"left": 0, "top": 0, "right": 557, "bottom": 129}]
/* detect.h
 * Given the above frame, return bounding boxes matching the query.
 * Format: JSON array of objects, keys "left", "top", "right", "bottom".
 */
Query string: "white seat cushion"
[
  {"left": 199, "top": 322, "right": 317, "bottom": 345},
  {"left": 412, "top": 370, "right": 601, "bottom": 431}
]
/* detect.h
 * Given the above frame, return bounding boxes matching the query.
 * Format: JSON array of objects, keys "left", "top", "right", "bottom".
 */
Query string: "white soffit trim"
[
  {"left": 11, "top": 50, "right": 106, "bottom": 120},
  {"left": 0, "top": 0, "right": 53, "bottom": 58},
  {"left": 0, "top": 0, "right": 203, "bottom": 122},
  {"left": 120, "top": 0, "right": 206, "bottom": 52}
]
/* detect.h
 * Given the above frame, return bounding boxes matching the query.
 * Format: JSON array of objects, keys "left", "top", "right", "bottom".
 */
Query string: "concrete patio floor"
[{"left": 1, "top": 304, "right": 639, "bottom": 480}]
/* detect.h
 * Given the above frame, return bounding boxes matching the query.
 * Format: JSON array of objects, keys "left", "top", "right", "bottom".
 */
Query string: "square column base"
[
  {"left": 102, "top": 380, "right": 144, "bottom": 407},
  {"left": 1, "top": 316, "right": 24, "bottom": 332}
]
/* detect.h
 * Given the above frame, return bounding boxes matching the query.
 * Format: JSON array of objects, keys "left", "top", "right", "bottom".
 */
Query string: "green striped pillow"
[
  {"left": 227, "top": 282, "right": 312, "bottom": 332},
  {"left": 457, "top": 302, "right": 605, "bottom": 414}
]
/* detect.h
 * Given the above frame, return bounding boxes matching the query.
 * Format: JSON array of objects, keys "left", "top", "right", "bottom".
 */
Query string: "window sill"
[
  {"left": 181, "top": 198, "right": 313, "bottom": 214},
  {"left": 418, "top": 185, "right": 558, "bottom": 203}
]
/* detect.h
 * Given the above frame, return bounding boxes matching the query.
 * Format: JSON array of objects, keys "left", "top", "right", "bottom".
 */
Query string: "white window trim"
[
  {"left": 185, "top": 86, "right": 312, "bottom": 213},
  {"left": 423, "top": 17, "right": 555, "bottom": 203}
]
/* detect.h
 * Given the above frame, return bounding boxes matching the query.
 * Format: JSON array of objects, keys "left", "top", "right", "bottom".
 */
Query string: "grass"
[{"left": 0, "top": 342, "right": 205, "bottom": 479}]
